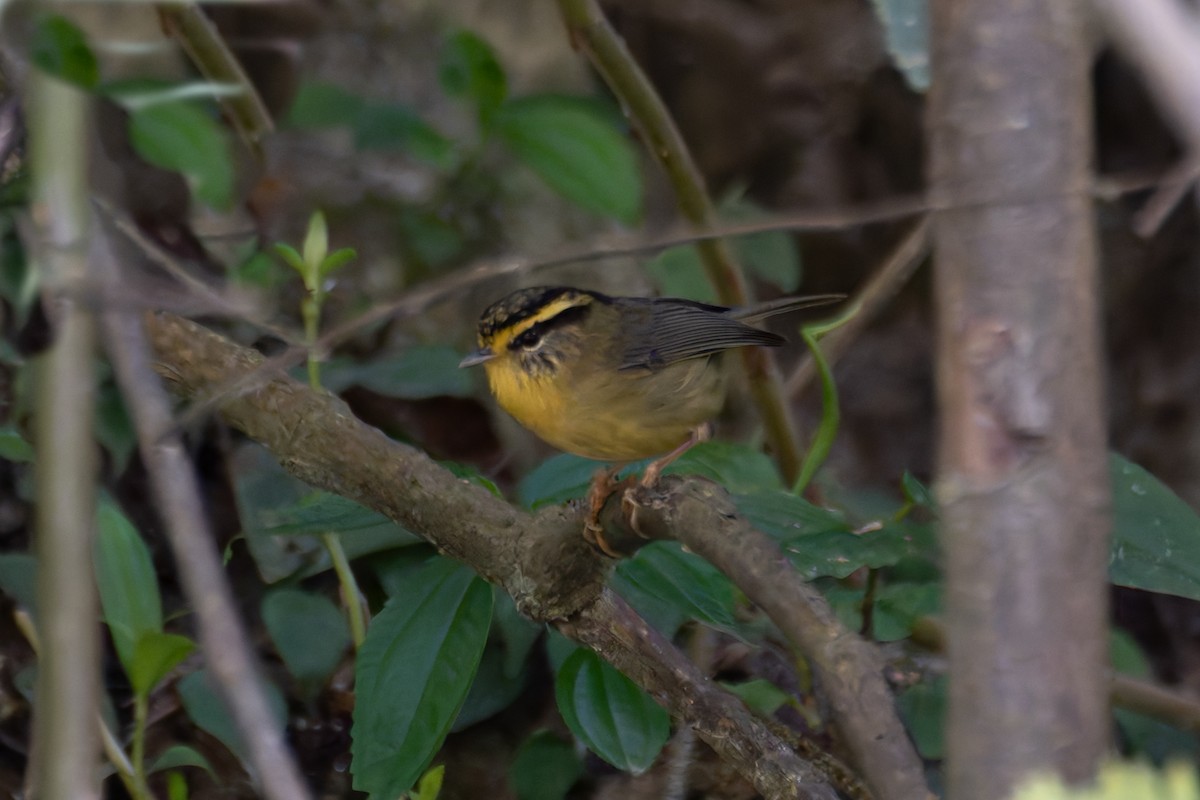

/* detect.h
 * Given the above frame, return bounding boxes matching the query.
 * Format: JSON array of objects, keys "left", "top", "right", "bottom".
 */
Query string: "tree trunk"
[{"left": 927, "top": 1, "right": 1110, "bottom": 798}]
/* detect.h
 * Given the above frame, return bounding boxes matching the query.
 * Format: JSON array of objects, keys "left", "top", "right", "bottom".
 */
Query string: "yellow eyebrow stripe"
[{"left": 491, "top": 293, "right": 593, "bottom": 349}]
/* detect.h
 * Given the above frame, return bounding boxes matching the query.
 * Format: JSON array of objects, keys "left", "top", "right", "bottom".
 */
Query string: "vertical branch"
[
  {"left": 98, "top": 244, "right": 313, "bottom": 800},
  {"left": 556, "top": 0, "right": 805, "bottom": 483},
  {"left": 928, "top": 1, "right": 1110, "bottom": 798},
  {"left": 27, "top": 72, "right": 101, "bottom": 800}
]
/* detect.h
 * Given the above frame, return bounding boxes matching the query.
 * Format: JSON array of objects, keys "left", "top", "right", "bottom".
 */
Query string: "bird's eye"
[{"left": 511, "top": 328, "right": 543, "bottom": 350}]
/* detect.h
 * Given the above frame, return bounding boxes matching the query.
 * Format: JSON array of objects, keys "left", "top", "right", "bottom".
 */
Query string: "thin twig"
[
  {"left": 157, "top": 3, "right": 274, "bottom": 158},
  {"left": 97, "top": 251, "right": 312, "bottom": 800},
  {"left": 1132, "top": 155, "right": 1200, "bottom": 238},
  {"left": 786, "top": 218, "right": 930, "bottom": 398},
  {"left": 556, "top": 0, "right": 805, "bottom": 483}
]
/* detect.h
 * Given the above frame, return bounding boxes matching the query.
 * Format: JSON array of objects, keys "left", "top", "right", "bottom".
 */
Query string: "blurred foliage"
[{"left": 2, "top": 5, "right": 1199, "bottom": 800}]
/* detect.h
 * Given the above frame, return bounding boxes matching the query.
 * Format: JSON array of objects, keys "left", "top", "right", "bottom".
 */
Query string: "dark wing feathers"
[{"left": 619, "top": 299, "right": 785, "bottom": 370}]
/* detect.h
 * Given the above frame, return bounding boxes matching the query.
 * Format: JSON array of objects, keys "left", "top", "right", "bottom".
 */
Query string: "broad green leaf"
[
  {"left": 612, "top": 542, "right": 736, "bottom": 634},
  {"left": 439, "top": 31, "right": 507, "bottom": 127},
  {"left": 1111, "top": 454, "right": 1200, "bottom": 601},
  {"left": 31, "top": 15, "right": 98, "bottom": 89},
  {"left": 233, "top": 445, "right": 421, "bottom": 583},
  {"left": 509, "top": 731, "right": 582, "bottom": 800},
  {"left": 896, "top": 674, "right": 945, "bottom": 759},
  {"left": 0, "top": 426, "right": 33, "bottom": 462},
  {"left": 177, "top": 669, "right": 288, "bottom": 763},
  {"left": 353, "top": 103, "right": 455, "bottom": 167},
  {"left": 128, "top": 101, "right": 233, "bottom": 209},
  {"left": 262, "top": 589, "right": 350, "bottom": 691},
  {"left": 95, "top": 499, "right": 163, "bottom": 674},
  {"left": 320, "top": 346, "right": 475, "bottom": 399},
  {"left": 869, "top": 581, "right": 941, "bottom": 641},
  {"left": 492, "top": 588, "right": 541, "bottom": 678},
  {"left": 496, "top": 95, "right": 641, "bottom": 224},
  {"left": 352, "top": 557, "right": 492, "bottom": 798},
  {"left": 868, "top": 0, "right": 930, "bottom": 91},
  {"left": 0, "top": 553, "right": 38, "bottom": 617},
  {"left": 720, "top": 678, "right": 791, "bottom": 716},
  {"left": 129, "top": 631, "right": 195, "bottom": 696},
  {"left": 451, "top": 642, "right": 527, "bottom": 731},
  {"left": 286, "top": 81, "right": 365, "bottom": 128},
  {"left": 669, "top": 442, "right": 783, "bottom": 493},
  {"left": 737, "top": 490, "right": 937, "bottom": 579},
  {"left": 544, "top": 628, "right": 579, "bottom": 674},
  {"left": 645, "top": 245, "right": 716, "bottom": 304},
  {"left": 518, "top": 453, "right": 610, "bottom": 509},
  {"left": 148, "top": 744, "right": 215, "bottom": 777},
  {"left": 554, "top": 649, "right": 669, "bottom": 773}
]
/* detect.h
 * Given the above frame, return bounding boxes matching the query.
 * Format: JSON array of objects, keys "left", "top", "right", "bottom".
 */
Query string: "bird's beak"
[{"left": 458, "top": 347, "right": 496, "bottom": 368}]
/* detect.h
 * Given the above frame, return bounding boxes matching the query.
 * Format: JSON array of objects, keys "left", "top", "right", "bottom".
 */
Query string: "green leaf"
[
  {"left": 128, "top": 101, "right": 233, "bottom": 209},
  {"left": 901, "top": 471, "right": 935, "bottom": 508},
  {"left": 177, "top": 669, "right": 288, "bottom": 763},
  {"left": 896, "top": 674, "right": 945, "bottom": 759},
  {"left": 410, "top": 764, "right": 445, "bottom": 800},
  {"left": 645, "top": 245, "right": 716, "bottom": 304},
  {"left": 0, "top": 553, "right": 38, "bottom": 617},
  {"left": 669, "top": 442, "right": 783, "bottom": 493},
  {"left": 94, "top": 499, "right": 163, "bottom": 675},
  {"left": 492, "top": 588, "right": 542, "bottom": 678},
  {"left": 871, "top": 581, "right": 940, "bottom": 641},
  {"left": 167, "top": 772, "right": 188, "bottom": 800},
  {"left": 273, "top": 243, "right": 306, "bottom": 275},
  {"left": 719, "top": 193, "right": 801, "bottom": 292},
  {"left": 353, "top": 103, "right": 456, "bottom": 167},
  {"left": 320, "top": 247, "right": 357, "bottom": 279},
  {"left": 737, "top": 490, "right": 938, "bottom": 579},
  {"left": 496, "top": 95, "right": 641, "bottom": 224},
  {"left": 319, "top": 346, "right": 475, "bottom": 399},
  {"left": 720, "top": 678, "right": 791, "bottom": 716},
  {"left": 1111, "top": 454, "right": 1200, "bottom": 601},
  {"left": 554, "top": 649, "right": 669, "bottom": 773},
  {"left": 439, "top": 31, "right": 507, "bottom": 127},
  {"left": 612, "top": 542, "right": 737, "bottom": 635},
  {"left": 518, "top": 453, "right": 609, "bottom": 509},
  {"left": 129, "top": 631, "right": 195, "bottom": 696},
  {"left": 0, "top": 426, "right": 33, "bottom": 462},
  {"left": 148, "top": 744, "right": 215, "bottom": 777},
  {"left": 868, "top": 0, "right": 930, "bottom": 91},
  {"left": 451, "top": 641, "right": 527, "bottom": 731},
  {"left": 352, "top": 557, "right": 493, "bottom": 797},
  {"left": 31, "top": 15, "right": 98, "bottom": 88},
  {"left": 261, "top": 589, "right": 350, "bottom": 691},
  {"left": 509, "top": 731, "right": 583, "bottom": 800},
  {"left": 95, "top": 380, "right": 136, "bottom": 474},
  {"left": 286, "top": 81, "right": 366, "bottom": 128}
]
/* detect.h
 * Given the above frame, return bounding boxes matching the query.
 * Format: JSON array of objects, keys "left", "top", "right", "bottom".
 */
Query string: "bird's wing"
[{"left": 618, "top": 299, "right": 784, "bottom": 370}]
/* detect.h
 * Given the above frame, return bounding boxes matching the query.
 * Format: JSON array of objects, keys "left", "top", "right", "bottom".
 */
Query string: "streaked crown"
[{"left": 477, "top": 286, "right": 607, "bottom": 354}]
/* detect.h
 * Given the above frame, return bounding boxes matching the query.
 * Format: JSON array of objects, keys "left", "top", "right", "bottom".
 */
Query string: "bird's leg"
[
  {"left": 638, "top": 422, "right": 712, "bottom": 488},
  {"left": 583, "top": 464, "right": 624, "bottom": 558}
]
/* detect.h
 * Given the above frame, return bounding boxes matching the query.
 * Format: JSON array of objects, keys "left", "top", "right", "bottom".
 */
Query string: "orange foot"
[{"left": 583, "top": 465, "right": 624, "bottom": 557}]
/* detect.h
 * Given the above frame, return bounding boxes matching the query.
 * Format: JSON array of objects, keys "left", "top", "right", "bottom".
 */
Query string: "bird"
[{"left": 459, "top": 285, "right": 840, "bottom": 553}]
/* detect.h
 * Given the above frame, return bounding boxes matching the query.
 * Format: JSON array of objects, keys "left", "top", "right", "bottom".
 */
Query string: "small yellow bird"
[{"left": 460, "top": 286, "right": 839, "bottom": 536}]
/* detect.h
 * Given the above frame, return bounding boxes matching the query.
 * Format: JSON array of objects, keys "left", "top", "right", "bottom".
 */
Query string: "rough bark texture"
[{"left": 927, "top": 1, "right": 1110, "bottom": 798}]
